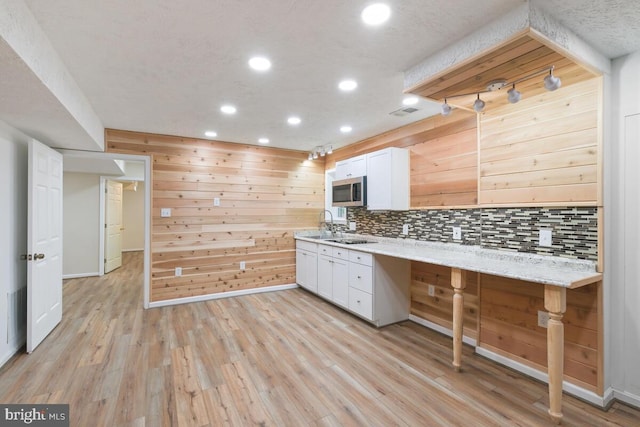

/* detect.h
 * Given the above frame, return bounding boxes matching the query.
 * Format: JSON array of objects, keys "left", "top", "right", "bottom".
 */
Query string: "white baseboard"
[
  {"left": 476, "top": 346, "right": 611, "bottom": 408},
  {"left": 408, "top": 314, "right": 477, "bottom": 346},
  {"left": 148, "top": 284, "right": 299, "bottom": 308},
  {"left": 122, "top": 248, "right": 144, "bottom": 252},
  {"left": 63, "top": 272, "right": 100, "bottom": 280},
  {"left": 613, "top": 389, "right": 640, "bottom": 409},
  {"left": 0, "top": 343, "right": 23, "bottom": 369}
]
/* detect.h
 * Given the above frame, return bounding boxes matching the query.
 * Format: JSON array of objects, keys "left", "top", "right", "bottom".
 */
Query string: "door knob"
[{"left": 34, "top": 253, "right": 45, "bottom": 260}]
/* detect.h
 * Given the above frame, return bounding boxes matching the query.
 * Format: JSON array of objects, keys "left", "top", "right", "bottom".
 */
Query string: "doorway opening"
[{"left": 61, "top": 150, "right": 151, "bottom": 308}]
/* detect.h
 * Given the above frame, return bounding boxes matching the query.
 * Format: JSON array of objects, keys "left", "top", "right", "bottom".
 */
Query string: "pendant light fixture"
[{"left": 438, "top": 65, "right": 561, "bottom": 115}]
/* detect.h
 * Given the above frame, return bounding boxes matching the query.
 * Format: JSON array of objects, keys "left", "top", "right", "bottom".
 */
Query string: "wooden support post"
[
  {"left": 544, "top": 285, "right": 567, "bottom": 424},
  {"left": 451, "top": 268, "right": 467, "bottom": 372}
]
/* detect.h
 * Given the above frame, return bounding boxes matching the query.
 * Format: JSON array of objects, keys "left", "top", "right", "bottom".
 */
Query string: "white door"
[
  {"left": 104, "top": 180, "right": 123, "bottom": 273},
  {"left": 27, "top": 139, "right": 63, "bottom": 353}
]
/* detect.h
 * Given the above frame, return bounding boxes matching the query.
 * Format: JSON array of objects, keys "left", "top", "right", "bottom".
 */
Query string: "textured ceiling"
[{"left": 5, "top": 0, "right": 640, "bottom": 152}]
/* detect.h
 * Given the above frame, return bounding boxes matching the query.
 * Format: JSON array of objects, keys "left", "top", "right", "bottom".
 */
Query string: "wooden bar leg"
[
  {"left": 451, "top": 268, "right": 467, "bottom": 372},
  {"left": 544, "top": 285, "right": 566, "bottom": 424}
]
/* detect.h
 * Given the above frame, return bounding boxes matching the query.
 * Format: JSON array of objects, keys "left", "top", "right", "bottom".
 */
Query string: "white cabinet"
[
  {"left": 295, "top": 241, "right": 317, "bottom": 293},
  {"left": 366, "top": 147, "right": 409, "bottom": 211},
  {"left": 315, "top": 242, "right": 410, "bottom": 327},
  {"left": 317, "top": 246, "right": 348, "bottom": 308},
  {"left": 335, "top": 154, "right": 367, "bottom": 180}
]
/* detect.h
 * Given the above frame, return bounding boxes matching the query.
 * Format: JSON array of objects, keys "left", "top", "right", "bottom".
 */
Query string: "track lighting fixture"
[
  {"left": 507, "top": 84, "right": 521, "bottom": 104},
  {"left": 308, "top": 145, "right": 333, "bottom": 161},
  {"left": 441, "top": 99, "right": 452, "bottom": 116},
  {"left": 439, "top": 65, "right": 561, "bottom": 115},
  {"left": 473, "top": 94, "right": 485, "bottom": 113},
  {"left": 544, "top": 69, "right": 562, "bottom": 91}
]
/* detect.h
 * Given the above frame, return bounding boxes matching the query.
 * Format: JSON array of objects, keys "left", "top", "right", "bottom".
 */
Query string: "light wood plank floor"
[{"left": 1, "top": 251, "right": 638, "bottom": 426}]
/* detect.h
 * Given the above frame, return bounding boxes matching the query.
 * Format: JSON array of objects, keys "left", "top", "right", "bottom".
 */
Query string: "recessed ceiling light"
[
  {"left": 339, "top": 79, "right": 358, "bottom": 91},
  {"left": 361, "top": 3, "right": 391, "bottom": 26},
  {"left": 287, "top": 116, "right": 301, "bottom": 125},
  {"left": 220, "top": 105, "right": 237, "bottom": 114},
  {"left": 249, "top": 56, "right": 271, "bottom": 71},
  {"left": 204, "top": 131, "right": 217, "bottom": 138},
  {"left": 402, "top": 96, "right": 419, "bottom": 106},
  {"left": 340, "top": 125, "right": 352, "bottom": 133},
  {"left": 258, "top": 138, "right": 270, "bottom": 144}
]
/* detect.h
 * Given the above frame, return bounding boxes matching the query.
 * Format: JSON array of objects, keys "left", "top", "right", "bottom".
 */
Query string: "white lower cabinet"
[
  {"left": 295, "top": 241, "right": 317, "bottom": 293},
  {"left": 318, "top": 247, "right": 348, "bottom": 308},
  {"left": 299, "top": 241, "right": 410, "bottom": 327}
]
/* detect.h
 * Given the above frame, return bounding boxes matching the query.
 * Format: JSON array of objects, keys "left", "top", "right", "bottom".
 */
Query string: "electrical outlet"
[
  {"left": 539, "top": 229, "right": 553, "bottom": 247},
  {"left": 160, "top": 208, "right": 172, "bottom": 218},
  {"left": 175, "top": 267, "right": 182, "bottom": 277},
  {"left": 402, "top": 224, "right": 409, "bottom": 235},
  {"left": 428, "top": 284, "right": 435, "bottom": 297},
  {"left": 213, "top": 197, "right": 220, "bottom": 206},
  {"left": 538, "top": 310, "right": 549, "bottom": 328},
  {"left": 240, "top": 261, "right": 246, "bottom": 270},
  {"left": 349, "top": 222, "right": 356, "bottom": 231},
  {"left": 452, "top": 226, "right": 462, "bottom": 240}
]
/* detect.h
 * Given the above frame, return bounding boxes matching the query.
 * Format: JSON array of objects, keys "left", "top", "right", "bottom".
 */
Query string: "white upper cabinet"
[
  {"left": 366, "top": 147, "right": 409, "bottom": 210},
  {"left": 335, "top": 154, "right": 367, "bottom": 180}
]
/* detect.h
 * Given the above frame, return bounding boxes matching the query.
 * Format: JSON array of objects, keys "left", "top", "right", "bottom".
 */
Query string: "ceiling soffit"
[{"left": 406, "top": 30, "right": 600, "bottom": 111}]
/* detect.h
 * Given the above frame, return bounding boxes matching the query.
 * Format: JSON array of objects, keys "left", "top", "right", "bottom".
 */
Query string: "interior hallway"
[{"left": 0, "top": 251, "right": 638, "bottom": 426}]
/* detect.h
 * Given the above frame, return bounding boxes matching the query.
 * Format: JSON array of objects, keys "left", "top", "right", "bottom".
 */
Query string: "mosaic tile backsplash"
[{"left": 338, "top": 207, "right": 598, "bottom": 261}]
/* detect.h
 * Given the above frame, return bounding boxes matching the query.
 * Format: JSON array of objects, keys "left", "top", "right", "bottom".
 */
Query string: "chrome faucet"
[{"left": 319, "top": 209, "right": 334, "bottom": 237}]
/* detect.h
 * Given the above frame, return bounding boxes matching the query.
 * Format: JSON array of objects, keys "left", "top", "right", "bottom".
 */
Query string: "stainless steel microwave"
[{"left": 332, "top": 176, "right": 366, "bottom": 207}]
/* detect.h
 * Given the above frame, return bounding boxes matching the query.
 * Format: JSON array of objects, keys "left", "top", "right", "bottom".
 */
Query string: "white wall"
[
  {"left": 607, "top": 50, "right": 640, "bottom": 407},
  {"left": 63, "top": 173, "right": 101, "bottom": 278},
  {"left": 0, "top": 120, "right": 29, "bottom": 367},
  {"left": 123, "top": 181, "right": 145, "bottom": 251}
]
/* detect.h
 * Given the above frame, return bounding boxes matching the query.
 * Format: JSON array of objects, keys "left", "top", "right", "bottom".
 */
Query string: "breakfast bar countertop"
[{"left": 294, "top": 232, "right": 602, "bottom": 289}]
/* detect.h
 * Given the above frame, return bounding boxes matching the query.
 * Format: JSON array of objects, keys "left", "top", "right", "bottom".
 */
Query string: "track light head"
[
  {"left": 544, "top": 70, "right": 562, "bottom": 91},
  {"left": 507, "top": 85, "right": 521, "bottom": 104},
  {"left": 473, "top": 94, "right": 485, "bottom": 113},
  {"left": 441, "top": 99, "right": 452, "bottom": 116}
]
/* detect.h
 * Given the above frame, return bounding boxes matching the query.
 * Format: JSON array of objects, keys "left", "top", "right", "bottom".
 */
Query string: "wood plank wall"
[
  {"left": 411, "top": 262, "right": 478, "bottom": 340},
  {"left": 326, "top": 109, "right": 478, "bottom": 207},
  {"left": 479, "top": 78, "right": 601, "bottom": 206},
  {"left": 479, "top": 275, "right": 600, "bottom": 391},
  {"left": 105, "top": 129, "right": 325, "bottom": 302}
]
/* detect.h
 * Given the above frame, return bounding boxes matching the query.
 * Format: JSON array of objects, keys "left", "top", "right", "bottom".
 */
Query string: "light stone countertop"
[{"left": 294, "top": 231, "right": 602, "bottom": 289}]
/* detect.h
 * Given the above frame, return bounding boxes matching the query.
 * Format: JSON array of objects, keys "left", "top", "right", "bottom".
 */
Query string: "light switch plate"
[
  {"left": 402, "top": 224, "right": 409, "bottom": 235},
  {"left": 160, "top": 208, "right": 171, "bottom": 218},
  {"left": 213, "top": 197, "right": 220, "bottom": 206},
  {"left": 175, "top": 267, "right": 182, "bottom": 277},
  {"left": 539, "top": 229, "right": 553, "bottom": 247},
  {"left": 452, "top": 226, "right": 462, "bottom": 240},
  {"left": 349, "top": 222, "right": 356, "bottom": 231},
  {"left": 240, "top": 261, "right": 246, "bottom": 270},
  {"left": 428, "top": 284, "right": 435, "bottom": 297}
]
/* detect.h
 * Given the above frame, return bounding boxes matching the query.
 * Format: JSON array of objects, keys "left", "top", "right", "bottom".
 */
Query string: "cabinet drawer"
[
  {"left": 349, "top": 263, "right": 373, "bottom": 293},
  {"left": 349, "top": 288, "right": 373, "bottom": 320},
  {"left": 332, "top": 247, "right": 349, "bottom": 260},
  {"left": 296, "top": 240, "right": 317, "bottom": 252},
  {"left": 317, "top": 244, "right": 332, "bottom": 256},
  {"left": 349, "top": 250, "right": 372, "bottom": 266}
]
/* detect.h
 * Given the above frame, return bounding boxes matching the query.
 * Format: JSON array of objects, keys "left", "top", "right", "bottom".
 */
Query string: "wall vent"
[
  {"left": 389, "top": 107, "right": 419, "bottom": 117},
  {"left": 7, "top": 287, "right": 27, "bottom": 344}
]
